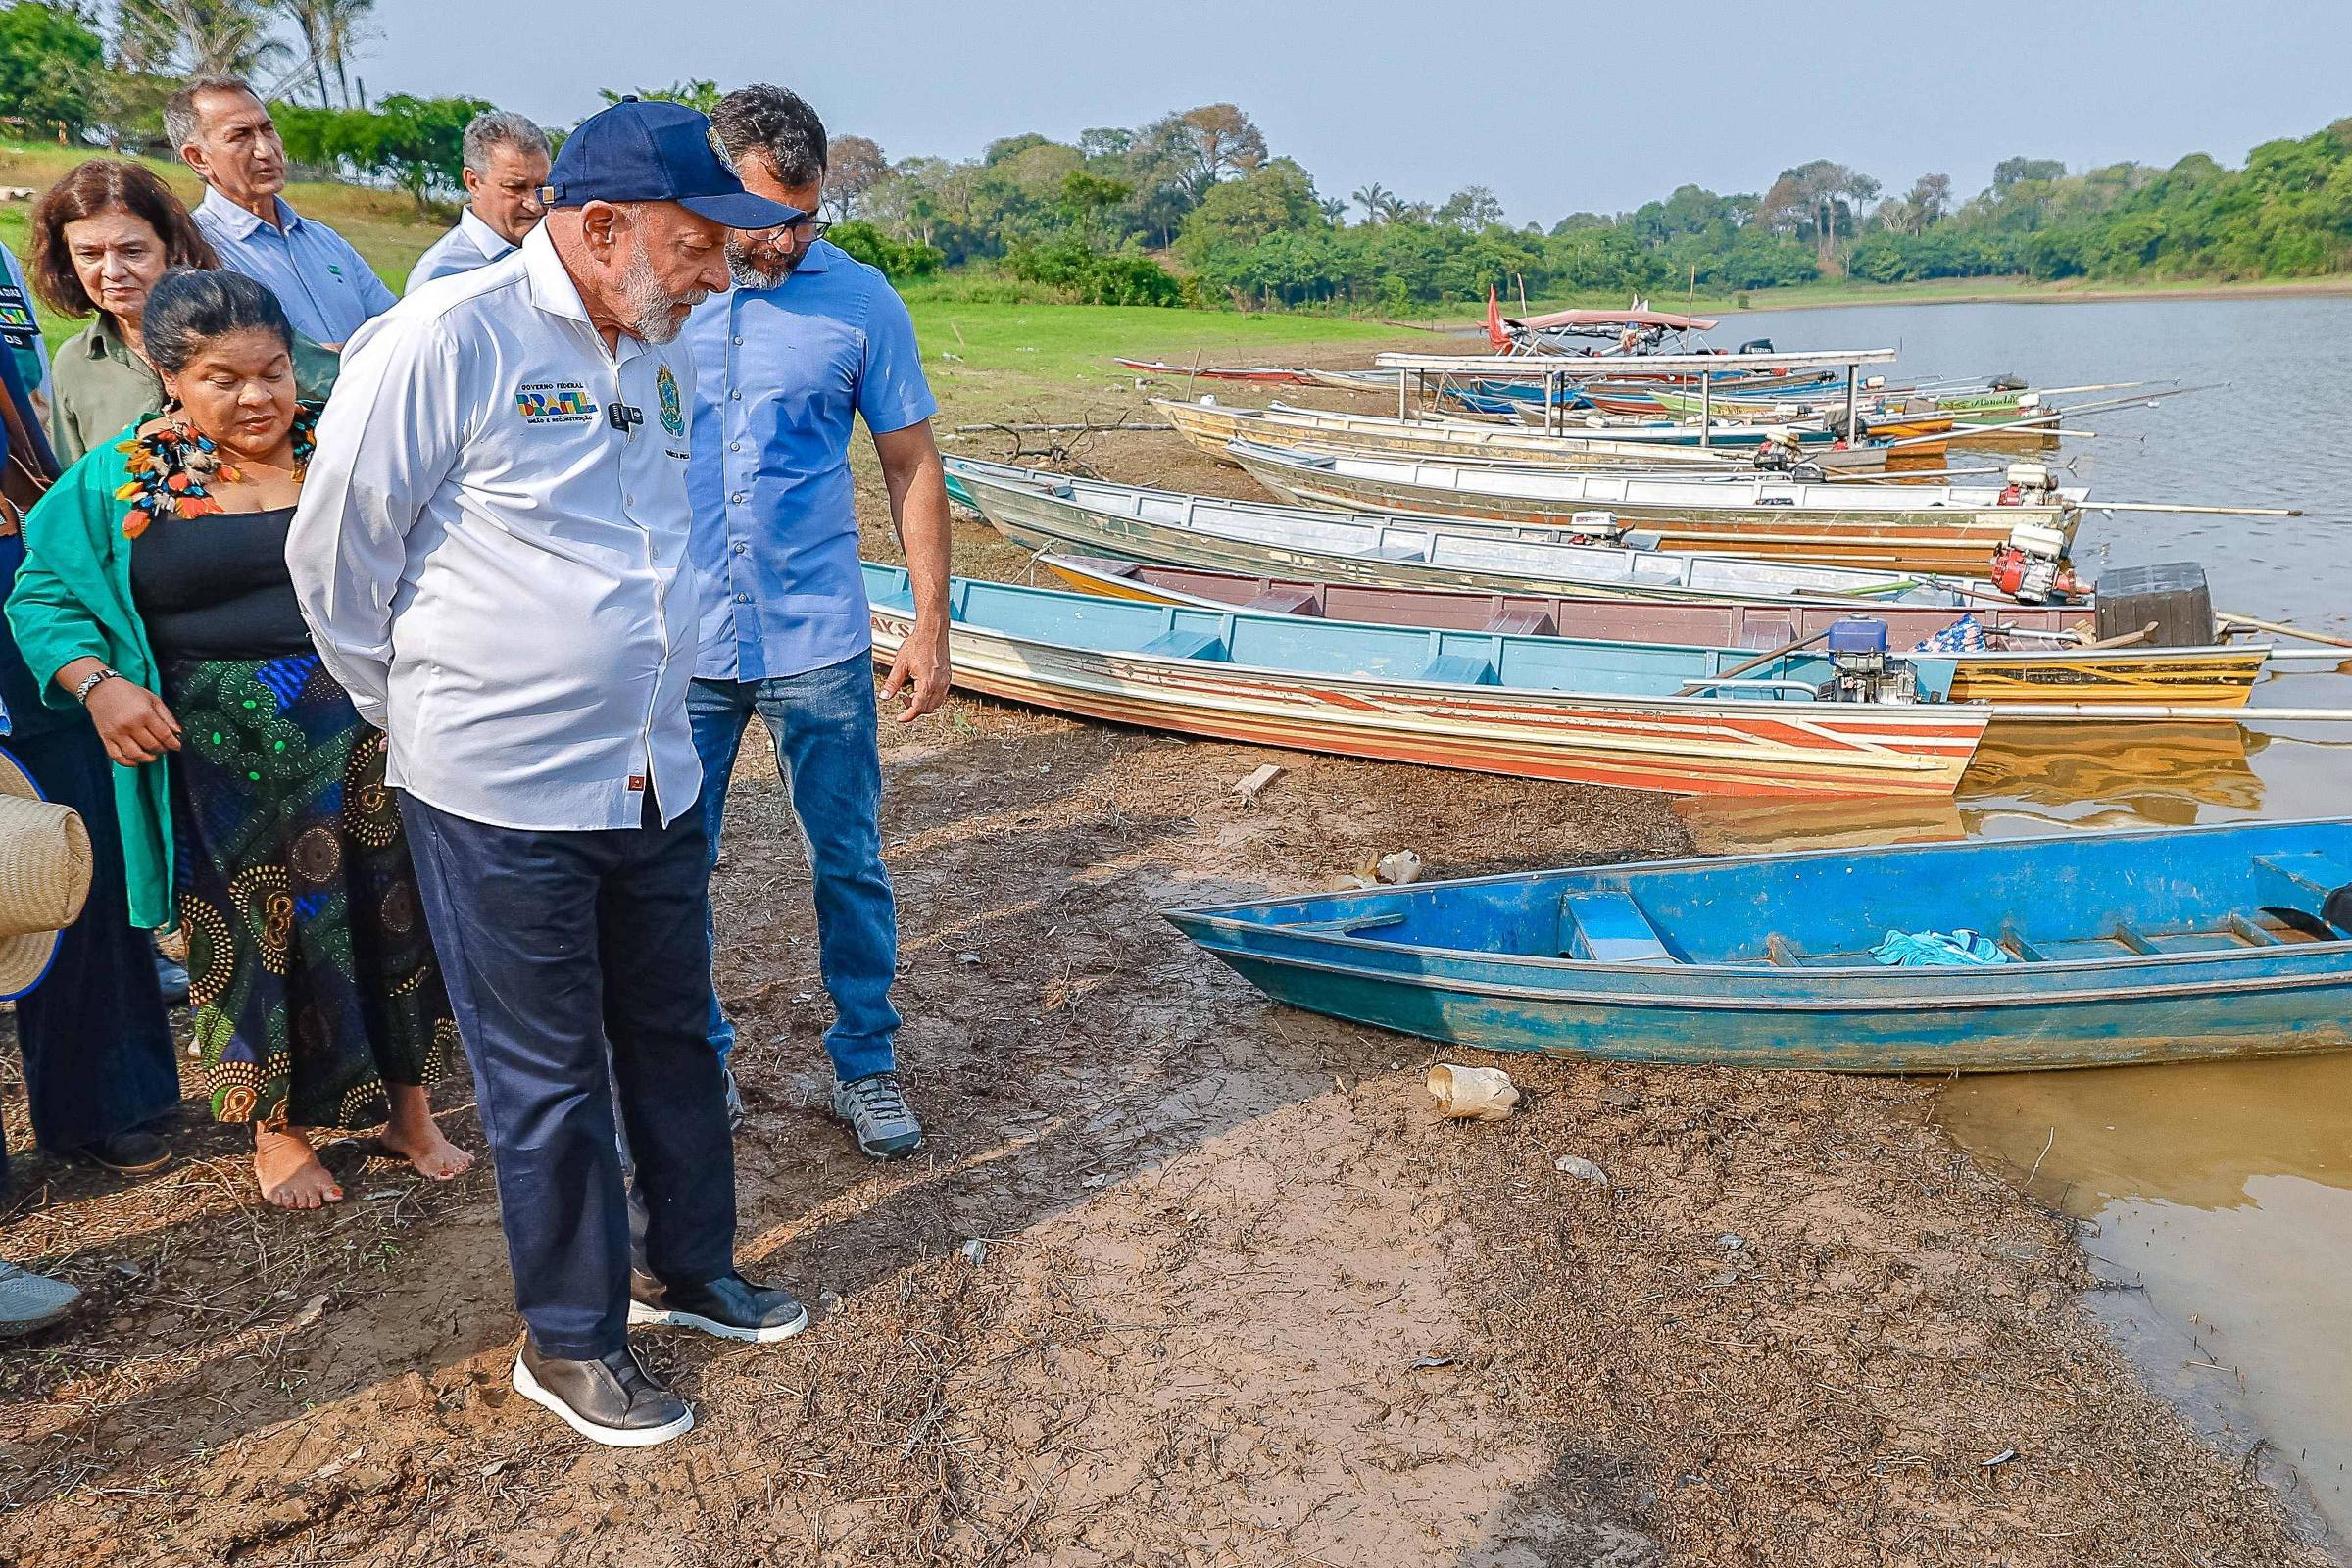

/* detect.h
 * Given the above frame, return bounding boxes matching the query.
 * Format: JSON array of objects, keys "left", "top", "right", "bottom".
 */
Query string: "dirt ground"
[{"left": 0, "top": 362, "right": 2332, "bottom": 1566}]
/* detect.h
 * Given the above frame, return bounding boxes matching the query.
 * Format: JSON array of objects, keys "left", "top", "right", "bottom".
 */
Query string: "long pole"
[
  {"left": 1700, "top": 373, "right": 1712, "bottom": 451},
  {"left": 1676, "top": 626, "right": 1834, "bottom": 694},
  {"left": 2097, "top": 501, "right": 2305, "bottom": 517},
  {"left": 1984, "top": 705, "right": 2352, "bottom": 722}
]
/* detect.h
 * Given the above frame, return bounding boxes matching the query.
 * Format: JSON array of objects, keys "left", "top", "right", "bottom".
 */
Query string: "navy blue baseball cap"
[{"left": 543, "top": 97, "right": 801, "bottom": 229}]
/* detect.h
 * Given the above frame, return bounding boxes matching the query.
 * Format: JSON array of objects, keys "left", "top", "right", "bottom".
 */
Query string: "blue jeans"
[
  {"left": 403, "top": 793, "right": 737, "bottom": 1360},
  {"left": 687, "top": 656, "right": 901, "bottom": 1082}
]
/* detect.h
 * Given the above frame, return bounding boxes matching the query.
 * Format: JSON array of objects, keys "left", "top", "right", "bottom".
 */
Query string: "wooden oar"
[
  {"left": 1675, "top": 626, "right": 1834, "bottom": 695},
  {"left": 2217, "top": 611, "right": 2352, "bottom": 650}
]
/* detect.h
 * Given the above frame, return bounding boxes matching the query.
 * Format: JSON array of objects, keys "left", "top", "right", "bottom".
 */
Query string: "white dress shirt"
[
  {"left": 405, "top": 206, "right": 519, "bottom": 292},
  {"left": 288, "top": 224, "right": 703, "bottom": 833}
]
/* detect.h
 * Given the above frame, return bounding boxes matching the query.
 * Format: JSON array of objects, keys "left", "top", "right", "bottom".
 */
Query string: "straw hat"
[{"left": 0, "top": 747, "right": 90, "bottom": 1001}]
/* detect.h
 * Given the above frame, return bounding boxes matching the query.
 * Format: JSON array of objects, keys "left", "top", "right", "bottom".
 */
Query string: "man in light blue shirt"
[
  {"left": 169, "top": 77, "right": 396, "bottom": 347},
  {"left": 685, "top": 84, "right": 953, "bottom": 1158},
  {"left": 407, "top": 111, "right": 551, "bottom": 291}
]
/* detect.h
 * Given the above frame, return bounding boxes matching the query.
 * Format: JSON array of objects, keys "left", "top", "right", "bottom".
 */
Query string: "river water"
[{"left": 1675, "top": 295, "right": 2352, "bottom": 1538}]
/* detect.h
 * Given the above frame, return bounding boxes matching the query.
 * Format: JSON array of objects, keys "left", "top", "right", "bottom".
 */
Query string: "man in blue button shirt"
[
  {"left": 685, "top": 84, "right": 952, "bottom": 1159},
  {"left": 169, "top": 77, "right": 397, "bottom": 348}
]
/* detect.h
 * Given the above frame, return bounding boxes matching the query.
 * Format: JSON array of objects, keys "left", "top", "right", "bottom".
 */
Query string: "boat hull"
[
  {"left": 869, "top": 597, "right": 1984, "bottom": 799},
  {"left": 1164, "top": 819, "right": 2352, "bottom": 1071},
  {"left": 1040, "top": 557, "right": 2265, "bottom": 710},
  {"left": 957, "top": 464, "right": 2002, "bottom": 611},
  {"left": 1156, "top": 400, "right": 1743, "bottom": 469},
  {"left": 1231, "top": 446, "right": 2075, "bottom": 576},
  {"left": 1173, "top": 935, "right": 2352, "bottom": 1071}
]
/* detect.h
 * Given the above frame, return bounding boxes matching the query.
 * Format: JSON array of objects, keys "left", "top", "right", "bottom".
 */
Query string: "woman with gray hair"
[{"left": 406, "top": 110, "right": 552, "bottom": 290}]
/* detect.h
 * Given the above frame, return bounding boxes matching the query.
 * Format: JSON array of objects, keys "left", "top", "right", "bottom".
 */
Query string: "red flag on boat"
[{"left": 1486, "top": 284, "right": 1507, "bottom": 353}]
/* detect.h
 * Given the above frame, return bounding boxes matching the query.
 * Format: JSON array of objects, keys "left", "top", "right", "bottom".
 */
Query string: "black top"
[{"left": 127, "top": 505, "right": 314, "bottom": 662}]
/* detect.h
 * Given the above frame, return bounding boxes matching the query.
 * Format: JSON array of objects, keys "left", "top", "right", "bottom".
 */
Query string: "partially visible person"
[
  {"left": 684, "top": 84, "right": 952, "bottom": 1156},
  {"left": 406, "top": 111, "right": 551, "bottom": 291},
  {"left": 289, "top": 97, "right": 807, "bottom": 1449},
  {"left": 26, "top": 159, "right": 339, "bottom": 466},
  {"left": 0, "top": 244, "right": 51, "bottom": 425},
  {"left": 170, "top": 77, "right": 395, "bottom": 347},
  {"left": 8, "top": 269, "right": 469, "bottom": 1210},
  {"left": 0, "top": 255, "right": 179, "bottom": 1185}
]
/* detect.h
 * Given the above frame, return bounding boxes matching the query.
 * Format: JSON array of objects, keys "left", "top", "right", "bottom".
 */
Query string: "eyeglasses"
[{"left": 782, "top": 218, "right": 830, "bottom": 248}]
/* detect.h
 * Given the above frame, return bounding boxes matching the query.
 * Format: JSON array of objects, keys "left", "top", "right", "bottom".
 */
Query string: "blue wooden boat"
[{"left": 1164, "top": 819, "right": 2352, "bottom": 1071}]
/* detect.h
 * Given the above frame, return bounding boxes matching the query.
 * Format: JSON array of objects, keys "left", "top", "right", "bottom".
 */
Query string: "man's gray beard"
[{"left": 618, "top": 241, "right": 705, "bottom": 344}]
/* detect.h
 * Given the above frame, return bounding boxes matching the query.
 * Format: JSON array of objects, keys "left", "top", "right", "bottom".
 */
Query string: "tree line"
[{"left": 0, "top": 7, "right": 2345, "bottom": 309}]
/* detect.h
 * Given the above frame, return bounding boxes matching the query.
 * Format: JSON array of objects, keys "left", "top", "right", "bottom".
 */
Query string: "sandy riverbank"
[{"left": 0, "top": 358, "right": 2329, "bottom": 1565}]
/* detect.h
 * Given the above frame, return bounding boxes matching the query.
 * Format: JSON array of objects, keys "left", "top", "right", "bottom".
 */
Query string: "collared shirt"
[
  {"left": 682, "top": 238, "right": 937, "bottom": 681},
  {"left": 46, "top": 312, "right": 341, "bottom": 466},
  {"left": 287, "top": 223, "right": 703, "bottom": 833},
  {"left": 193, "top": 187, "right": 397, "bottom": 345},
  {"left": 406, "top": 206, "right": 519, "bottom": 292}
]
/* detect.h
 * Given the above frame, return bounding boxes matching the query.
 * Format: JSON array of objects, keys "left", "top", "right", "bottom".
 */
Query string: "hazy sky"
[{"left": 356, "top": 0, "right": 2350, "bottom": 222}]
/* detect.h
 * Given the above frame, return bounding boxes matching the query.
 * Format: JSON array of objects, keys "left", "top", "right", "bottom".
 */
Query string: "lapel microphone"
[{"left": 608, "top": 402, "right": 644, "bottom": 432}]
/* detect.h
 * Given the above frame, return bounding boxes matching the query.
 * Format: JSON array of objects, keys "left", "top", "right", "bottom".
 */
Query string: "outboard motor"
[
  {"left": 1987, "top": 519, "right": 2087, "bottom": 604},
  {"left": 1821, "top": 617, "right": 1917, "bottom": 704},
  {"left": 1738, "top": 337, "right": 1775, "bottom": 354}
]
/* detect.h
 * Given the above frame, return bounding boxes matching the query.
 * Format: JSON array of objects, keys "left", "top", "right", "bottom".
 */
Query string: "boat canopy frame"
[{"left": 1373, "top": 349, "right": 1901, "bottom": 448}]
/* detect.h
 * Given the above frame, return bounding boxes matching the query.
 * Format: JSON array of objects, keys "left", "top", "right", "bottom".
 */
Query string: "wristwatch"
[{"left": 70, "top": 666, "right": 120, "bottom": 706}]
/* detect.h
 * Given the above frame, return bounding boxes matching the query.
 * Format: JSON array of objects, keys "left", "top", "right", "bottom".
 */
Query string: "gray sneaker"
[
  {"left": 830, "top": 1071, "right": 923, "bottom": 1160},
  {"left": 722, "top": 1065, "right": 746, "bottom": 1132},
  {"left": 0, "top": 1260, "right": 79, "bottom": 1336}
]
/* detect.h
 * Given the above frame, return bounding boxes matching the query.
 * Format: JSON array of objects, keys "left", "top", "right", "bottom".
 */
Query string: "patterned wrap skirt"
[{"left": 162, "top": 652, "right": 458, "bottom": 1129}]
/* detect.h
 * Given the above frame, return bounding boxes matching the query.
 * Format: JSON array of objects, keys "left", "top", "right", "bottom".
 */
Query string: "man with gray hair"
[
  {"left": 407, "top": 110, "right": 553, "bottom": 290},
  {"left": 171, "top": 75, "right": 394, "bottom": 347}
]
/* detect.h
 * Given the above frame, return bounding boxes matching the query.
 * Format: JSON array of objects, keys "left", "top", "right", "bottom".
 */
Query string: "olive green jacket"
[
  {"left": 6, "top": 426, "right": 174, "bottom": 927},
  {"left": 48, "top": 315, "right": 340, "bottom": 466}
]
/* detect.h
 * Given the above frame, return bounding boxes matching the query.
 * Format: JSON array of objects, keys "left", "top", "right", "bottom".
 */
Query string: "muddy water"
[{"left": 1680, "top": 294, "right": 2352, "bottom": 1537}]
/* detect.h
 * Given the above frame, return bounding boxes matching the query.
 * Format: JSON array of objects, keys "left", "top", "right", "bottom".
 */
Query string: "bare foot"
[
  {"left": 377, "top": 1084, "right": 473, "bottom": 1182},
  {"left": 255, "top": 1126, "right": 342, "bottom": 1209}
]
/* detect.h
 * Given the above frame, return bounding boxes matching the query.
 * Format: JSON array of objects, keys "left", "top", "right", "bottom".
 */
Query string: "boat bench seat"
[
  {"left": 1482, "top": 609, "right": 1556, "bottom": 637},
  {"left": 1420, "top": 653, "right": 1498, "bottom": 686},
  {"left": 1137, "top": 627, "right": 1227, "bottom": 662},
  {"left": 1244, "top": 587, "right": 1323, "bottom": 615},
  {"left": 2255, "top": 852, "right": 2352, "bottom": 898},
  {"left": 1561, "top": 891, "right": 1677, "bottom": 964}
]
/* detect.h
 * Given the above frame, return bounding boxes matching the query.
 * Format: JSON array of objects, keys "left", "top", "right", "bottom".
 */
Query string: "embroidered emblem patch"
[
  {"left": 0, "top": 283, "right": 35, "bottom": 347},
  {"left": 514, "top": 381, "right": 600, "bottom": 424},
  {"left": 656, "top": 365, "right": 684, "bottom": 437}
]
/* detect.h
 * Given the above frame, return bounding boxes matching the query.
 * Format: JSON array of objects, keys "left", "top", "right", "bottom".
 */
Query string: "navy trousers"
[
  {"left": 6, "top": 724, "right": 179, "bottom": 1179},
  {"left": 402, "top": 793, "right": 737, "bottom": 1360}
]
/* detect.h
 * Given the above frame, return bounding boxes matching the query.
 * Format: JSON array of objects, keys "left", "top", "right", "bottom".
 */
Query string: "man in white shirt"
[
  {"left": 406, "top": 111, "right": 551, "bottom": 291},
  {"left": 288, "top": 99, "right": 805, "bottom": 1450},
  {"left": 168, "top": 76, "right": 396, "bottom": 348}
]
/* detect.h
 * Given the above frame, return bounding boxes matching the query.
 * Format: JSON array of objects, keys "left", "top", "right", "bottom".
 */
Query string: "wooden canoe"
[
  {"left": 1228, "top": 440, "right": 2079, "bottom": 576},
  {"left": 863, "top": 563, "right": 1986, "bottom": 798},
  {"left": 946, "top": 458, "right": 2016, "bottom": 611},
  {"left": 1038, "top": 556, "right": 2266, "bottom": 709},
  {"left": 1164, "top": 818, "right": 2352, "bottom": 1071}
]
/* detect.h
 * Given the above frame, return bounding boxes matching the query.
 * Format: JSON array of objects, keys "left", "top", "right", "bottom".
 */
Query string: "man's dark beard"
[{"left": 728, "top": 241, "right": 802, "bottom": 288}]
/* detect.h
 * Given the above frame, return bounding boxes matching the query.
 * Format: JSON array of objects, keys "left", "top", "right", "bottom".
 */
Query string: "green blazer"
[{"left": 7, "top": 421, "right": 173, "bottom": 928}]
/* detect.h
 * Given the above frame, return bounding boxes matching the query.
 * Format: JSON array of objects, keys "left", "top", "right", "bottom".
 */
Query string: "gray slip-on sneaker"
[{"left": 0, "top": 1260, "right": 79, "bottom": 1336}]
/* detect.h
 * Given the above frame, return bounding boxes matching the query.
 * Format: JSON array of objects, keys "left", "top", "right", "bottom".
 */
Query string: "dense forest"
[
  {"left": 0, "top": 0, "right": 2345, "bottom": 313},
  {"left": 818, "top": 106, "right": 2352, "bottom": 311}
]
